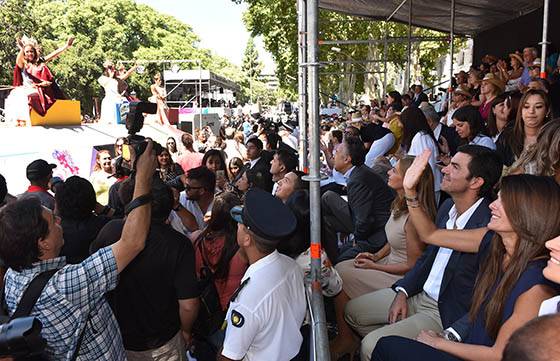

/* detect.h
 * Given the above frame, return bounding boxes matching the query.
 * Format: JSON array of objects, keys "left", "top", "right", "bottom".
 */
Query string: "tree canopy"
[
  {"left": 237, "top": 0, "right": 459, "bottom": 102},
  {"left": 0, "top": 0, "right": 259, "bottom": 112}
]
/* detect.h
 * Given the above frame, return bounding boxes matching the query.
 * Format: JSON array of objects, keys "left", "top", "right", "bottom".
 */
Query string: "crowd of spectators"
[{"left": 0, "top": 43, "right": 560, "bottom": 361}]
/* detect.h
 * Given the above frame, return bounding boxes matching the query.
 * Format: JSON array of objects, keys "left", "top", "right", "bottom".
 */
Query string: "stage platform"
[{"left": 0, "top": 122, "right": 185, "bottom": 195}]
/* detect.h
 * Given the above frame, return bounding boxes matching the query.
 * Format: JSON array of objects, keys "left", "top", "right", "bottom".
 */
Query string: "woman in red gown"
[{"left": 7, "top": 35, "right": 74, "bottom": 122}]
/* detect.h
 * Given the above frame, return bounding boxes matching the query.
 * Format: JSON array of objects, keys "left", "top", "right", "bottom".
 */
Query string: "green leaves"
[{"left": 0, "top": 0, "right": 249, "bottom": 113}]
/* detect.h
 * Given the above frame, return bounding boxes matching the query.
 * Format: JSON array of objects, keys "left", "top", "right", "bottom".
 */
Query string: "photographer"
[
  {"left": 0, "top": 141, "right": 156, "bottom": 360},
  {"left": 90, "top": 172, "right": 199, "bottom": 359}
]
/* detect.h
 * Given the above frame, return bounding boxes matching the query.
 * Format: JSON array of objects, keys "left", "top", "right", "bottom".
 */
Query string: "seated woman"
[
  {"left": 275, "top": 170, "right": 308, "bottom": 204},
  {"left": 486, "top": 92, "right": 521, "bottom": 142},
  {"left": 496, "top": 89, "right": 551, "bottom": 167},
  {"left": 193, "top": 191, "right": 248, "bottom": 311},
  {"left": 511, "top": 119, "right": 560, "bottom": 184},
  {"left": 450, "top": 105, "right": 496, "bottom": 152},
  {"left": 372, "top": 150, "right": 560, "bottom": 361},
  {"left": 157, "top": 147, "right": 184, "bottom": 183},
  {"left": 202, "top": 149, "right": 229, "bottom": 193},
  {"left": 330, "top": 156, "right": 437, "bottom": 360},
  {"left": 6, "top": 35, "right": 74, "bottom": 125},
  {"left": 400, "top": 107, "right": 442, "bottom": 201}
]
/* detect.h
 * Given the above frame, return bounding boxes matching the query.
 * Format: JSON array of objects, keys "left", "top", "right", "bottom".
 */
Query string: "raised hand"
[{"left": 403, "top": 149, "right": 432, "bottom": 194}]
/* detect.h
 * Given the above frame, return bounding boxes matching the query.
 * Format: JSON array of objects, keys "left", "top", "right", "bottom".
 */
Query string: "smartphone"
[{"left": 216, "top": 170, "right": 225, "bottom": 179}]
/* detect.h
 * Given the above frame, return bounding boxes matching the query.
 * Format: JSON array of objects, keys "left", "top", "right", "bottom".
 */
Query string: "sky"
[{"left": 136, "top": 0, "right": 276, "bottom": 73}]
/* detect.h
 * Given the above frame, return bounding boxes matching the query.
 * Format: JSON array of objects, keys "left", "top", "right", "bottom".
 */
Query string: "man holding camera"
[{"left": 0, "top": 141, "right": 156, "bottom": 360}]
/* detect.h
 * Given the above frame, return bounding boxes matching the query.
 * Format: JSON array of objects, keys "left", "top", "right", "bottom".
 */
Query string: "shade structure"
[{"left": 318, "top": 0, "right": 543, "bottom": 36}]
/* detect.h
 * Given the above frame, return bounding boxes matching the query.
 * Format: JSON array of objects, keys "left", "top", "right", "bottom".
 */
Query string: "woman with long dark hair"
[
  {"left": 496, "top": 89, "right": 551, "bottom": 167},
  {"left": 372, "top": 151, "right": 560, "bottom": 361},
  {"left": 193, "top": 192, "right": 248, "bottom": 310},
  {"left": 486, "top": 92, "right": 521, "bottom": 141},
  {"left": 330, "top": 156, "right": 437, "bottom": 360},
  {"left": 451, "top": 105, "right": 495, "bottom": 150},
  {"left": 400, "top": 107, "right": 441, "bottom": 200},
  {"left": 202, "top": 149, "right": 229, "bottom": 192},
  {"left": 156, "top": 147, "right": 184, "bottom": 183}
]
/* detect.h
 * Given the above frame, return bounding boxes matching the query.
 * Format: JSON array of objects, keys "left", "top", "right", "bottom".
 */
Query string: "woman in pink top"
[{"left": 194, "top": 191, "right": 248, "bottom": 310}]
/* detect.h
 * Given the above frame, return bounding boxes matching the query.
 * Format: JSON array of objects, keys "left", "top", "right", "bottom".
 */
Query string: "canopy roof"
[{"left": 318, "top": 0, "right": 543, "bottom": 36}]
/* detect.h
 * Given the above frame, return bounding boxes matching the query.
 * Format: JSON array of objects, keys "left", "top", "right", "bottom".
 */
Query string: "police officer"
[{"left": 219, "top": 188, "right": 306, "bottom": 361}]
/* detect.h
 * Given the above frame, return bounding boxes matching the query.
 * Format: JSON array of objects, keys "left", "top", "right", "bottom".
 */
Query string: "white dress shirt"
[{"left": 422, "top": 197, "right": 484, "bottom": 301}]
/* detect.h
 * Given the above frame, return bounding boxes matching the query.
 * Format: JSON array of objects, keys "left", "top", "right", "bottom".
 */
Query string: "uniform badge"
[{"left": 231, "top": 310, "right": 245, "bottom": 328}]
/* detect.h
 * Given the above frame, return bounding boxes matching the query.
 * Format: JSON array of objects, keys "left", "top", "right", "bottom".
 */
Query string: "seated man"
[
  {"left": 321, "top": 136, "right": 394, "bottom": 263},
  {"left": 0, "top": 140, "right": 156, "bottom": 360},
  {"left": 220, "top": 188, "right": 306, "bottom": 361},
  {"left": 344, "top": 145, "right": 502, "bottom": 360},
  {"left": 91, "top": 177, "right": 199, "bottom": 359}
]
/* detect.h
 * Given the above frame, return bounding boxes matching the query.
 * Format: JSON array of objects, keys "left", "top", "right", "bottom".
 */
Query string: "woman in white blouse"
[
  {"left": 452, "top": 105, "right": 496, "bottom": 150},
  {"left": 400, "top": 107, "right": 442, "bottom": 201}
]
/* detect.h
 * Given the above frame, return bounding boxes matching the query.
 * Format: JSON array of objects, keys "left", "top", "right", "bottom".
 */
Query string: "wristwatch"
[
  {"left": 173, "top": 204, "right": 182, "bottom": 212},
  {"left": 441, "top": 329, "right": 460, "bottom": 342}
]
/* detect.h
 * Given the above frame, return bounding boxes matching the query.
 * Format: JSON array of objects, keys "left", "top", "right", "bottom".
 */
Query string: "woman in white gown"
[{"left": 98, "top": 61, "right": 123, "bottom": 125}]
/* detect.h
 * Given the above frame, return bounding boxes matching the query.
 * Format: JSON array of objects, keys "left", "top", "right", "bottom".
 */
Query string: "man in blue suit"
[{"left": 344, "top": 145, "right": 502, "bottom": 361}]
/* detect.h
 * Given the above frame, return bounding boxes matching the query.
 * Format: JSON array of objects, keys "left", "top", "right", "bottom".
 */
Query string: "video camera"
[
  {"left": 121, "top": 102, "right": 163, "bottom": 169},
  {"left": 0, "top": 317, "right": 46, "bottom": 358}
]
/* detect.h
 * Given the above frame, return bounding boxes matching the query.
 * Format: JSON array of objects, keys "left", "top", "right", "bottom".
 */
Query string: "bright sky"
[{"left": 136, "top": 0, "right": 276, "bottom": 73}]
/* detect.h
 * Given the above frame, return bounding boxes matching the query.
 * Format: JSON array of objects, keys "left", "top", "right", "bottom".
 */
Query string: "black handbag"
[{"left": 193, "top": 235, "right": 226, "bottom": 337}]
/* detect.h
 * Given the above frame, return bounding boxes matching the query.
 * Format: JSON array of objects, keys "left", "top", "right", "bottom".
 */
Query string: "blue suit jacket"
[{"left": 392, "top": 197, "right": 492, "bottom": 330}]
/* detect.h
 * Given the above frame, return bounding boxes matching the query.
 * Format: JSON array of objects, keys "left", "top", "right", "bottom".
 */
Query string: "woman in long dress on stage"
[
  {"left": 98, "top": 60, "right": 124, "bottom": 125},
  {"left": 5, "top": 35, "right": 74, "bottom": 125},
  {"left": 148, "top": 72, "right": 170, "bottom": 125}
]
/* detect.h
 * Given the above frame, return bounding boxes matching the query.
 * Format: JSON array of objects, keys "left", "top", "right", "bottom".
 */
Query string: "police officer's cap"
[{"left": 230, "top": 188, "right": 296, "bottom": 243}]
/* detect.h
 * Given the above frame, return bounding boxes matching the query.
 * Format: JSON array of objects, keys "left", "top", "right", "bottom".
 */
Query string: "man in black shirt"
[{"left": 91, "top": 177, "right": 199, "bottom": 359}]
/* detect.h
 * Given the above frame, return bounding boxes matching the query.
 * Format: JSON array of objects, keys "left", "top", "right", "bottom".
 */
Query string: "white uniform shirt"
[
  {"left": 422, "top": 198, "right": 484, "bottom": 301},
  {"left": 408, "top": 132, "right": 442, "bottom": 192},
  {"left": 221, "top": 251, "right": 307, "bottom": 361}
]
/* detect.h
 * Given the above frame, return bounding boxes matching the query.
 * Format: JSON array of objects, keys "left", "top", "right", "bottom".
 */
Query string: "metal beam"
[
  {"left": 320, "top": 71, "right": 384, "bottom": 76},
  {"left": 319, "top": 36, "right": 449, "bottom": 46},
  {"left": 305, "top": 0, "right": 330, "bottom": 358},
  {"left": 321, "top": 60, "right": 384, "bottom": 65},
  {"left": 386, "top": 0, "right": 409, "bottom": 22},
  {"left": 405, "top": 0, "right": 412, "bottom": 91},
  {"left": 540, "top": 0, "right": 550, "bottom": 78},
  {"left": 298, "top": 0, "right": 308, "bottom": 171}
]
